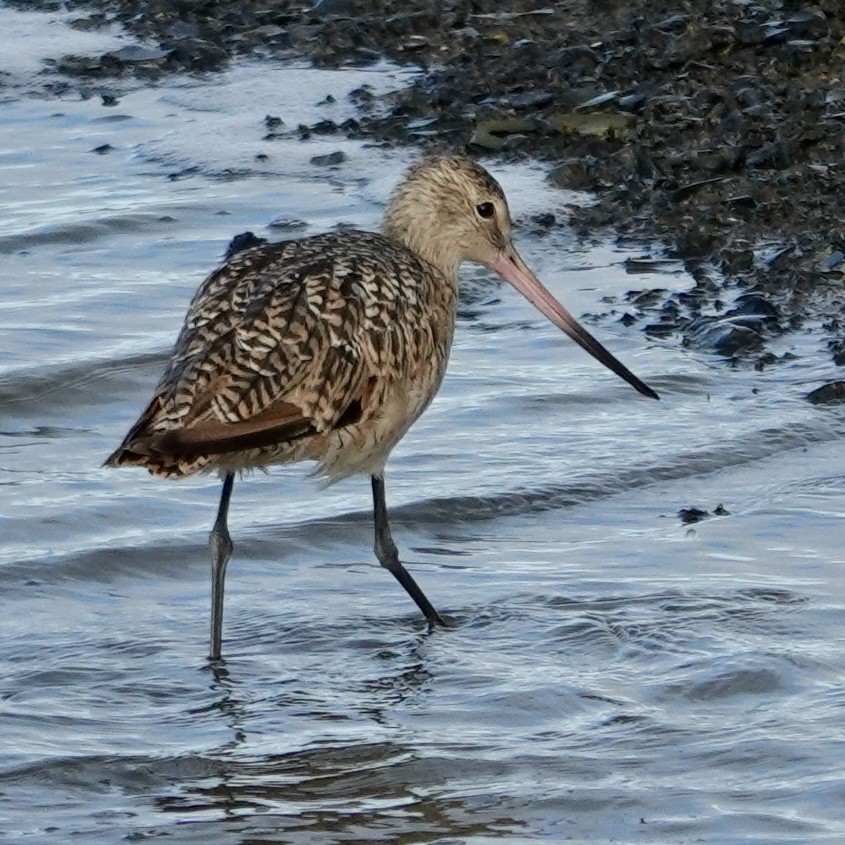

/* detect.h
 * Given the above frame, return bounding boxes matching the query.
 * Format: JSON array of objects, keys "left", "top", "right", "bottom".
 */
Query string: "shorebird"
[{"left": 107, "top": 155, "right": 658, "bottom": 660}]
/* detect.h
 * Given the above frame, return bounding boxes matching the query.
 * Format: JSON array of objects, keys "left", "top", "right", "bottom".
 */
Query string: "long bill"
[{"left": 492, "top": 244, "right": 659, "bottom": 400}]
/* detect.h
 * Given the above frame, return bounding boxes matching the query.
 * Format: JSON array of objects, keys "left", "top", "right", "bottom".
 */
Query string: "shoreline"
[{"left": 14, "top": 0, "right": 845, "bottom": 370}]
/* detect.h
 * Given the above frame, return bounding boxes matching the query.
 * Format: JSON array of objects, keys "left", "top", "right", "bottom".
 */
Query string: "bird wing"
[{"left": 127, "top": 234, "right": 385, "bottom": 458}]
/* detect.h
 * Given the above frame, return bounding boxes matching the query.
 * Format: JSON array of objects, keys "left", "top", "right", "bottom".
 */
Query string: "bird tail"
[
  {"left": 104, "top": 394, "right": 210, "bottom": 478},
  {"left": 104, "top": 444, "right": 210, "bottom": 478}
]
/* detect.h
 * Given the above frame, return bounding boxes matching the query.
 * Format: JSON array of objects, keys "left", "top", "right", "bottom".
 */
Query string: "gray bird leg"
[
  {"left": 209, "top": 472, "right": 235, "bottom": 660},
  {"left": 371, "top": 473, "right": 445, "bottom": 626}
]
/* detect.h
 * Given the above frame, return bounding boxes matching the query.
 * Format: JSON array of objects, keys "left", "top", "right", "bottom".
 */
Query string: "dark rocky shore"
[{"left": 16, "top": 0, "right": 845, "bottom": 373}]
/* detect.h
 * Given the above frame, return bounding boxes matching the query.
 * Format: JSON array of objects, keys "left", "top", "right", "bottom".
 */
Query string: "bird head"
[{"left": 384, "top": 155, "right": 659, "bottom": 400}]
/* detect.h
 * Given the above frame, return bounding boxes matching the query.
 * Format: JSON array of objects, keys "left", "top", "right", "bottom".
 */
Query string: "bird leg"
[
  {"left": 370, "top": 473, "right": 445, "bottom": 626},
  {"left": 209, "top": 472, "right": 235, "bottom": 660}
]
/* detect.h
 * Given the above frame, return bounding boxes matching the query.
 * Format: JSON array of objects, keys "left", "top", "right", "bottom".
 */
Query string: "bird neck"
[{"left": 383, "top": 203, "right": 462, "bottom": 286}]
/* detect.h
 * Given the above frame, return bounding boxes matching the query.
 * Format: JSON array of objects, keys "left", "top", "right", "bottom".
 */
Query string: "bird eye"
[{"left": 476, "top": 202, "right": 495, "bottom": 219}]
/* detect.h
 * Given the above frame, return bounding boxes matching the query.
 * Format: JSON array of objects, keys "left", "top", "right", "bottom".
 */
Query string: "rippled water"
[{"left": 2, "top": 8, "right": 845, "bottom": 844}]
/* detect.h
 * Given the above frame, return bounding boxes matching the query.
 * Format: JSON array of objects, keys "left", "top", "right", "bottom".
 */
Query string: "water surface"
[{"left": 1, "top": 8, "right": 844, "bottom": 844}]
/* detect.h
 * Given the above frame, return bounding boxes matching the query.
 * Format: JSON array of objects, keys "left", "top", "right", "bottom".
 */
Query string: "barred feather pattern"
[{"left": 107, "top": 230, "right": 457, "bottom": 480}]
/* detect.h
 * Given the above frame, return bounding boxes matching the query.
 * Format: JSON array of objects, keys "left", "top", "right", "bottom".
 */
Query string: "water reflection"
[{"left": 151, "top": 742, "right": 524, "bottom": 843}]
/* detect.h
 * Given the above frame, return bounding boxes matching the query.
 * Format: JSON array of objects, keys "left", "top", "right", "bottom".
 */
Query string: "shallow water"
[{"left": 1, "top": 8, "right": 845, "bottom": 845}]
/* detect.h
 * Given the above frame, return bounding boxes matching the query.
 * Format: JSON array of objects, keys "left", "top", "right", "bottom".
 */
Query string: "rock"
[
  {"left": 548, "top": 111, "right": 633, "bottom": 139},
  {"left": 310, "top": 150, "right": 346, "bottom": 166},
  {"left": 679, "top": 507, "right": 709, "bottom": 524},
  {"left": 469, "top": 116, "right": 538, "bottom": 150},
  {"left": 806, "top": 382, "right": 845, "bottom": 405},
  {"left": 268, "top": 217, "right": 308, "bottom": 231},
  {"left": 690, "top": 316, "right": 764, "bottom": 355}
]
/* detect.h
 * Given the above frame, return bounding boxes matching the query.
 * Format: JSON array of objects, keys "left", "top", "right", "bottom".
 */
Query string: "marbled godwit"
[{"left": 107, "top": 155, "right": 658, "bottom": 660}]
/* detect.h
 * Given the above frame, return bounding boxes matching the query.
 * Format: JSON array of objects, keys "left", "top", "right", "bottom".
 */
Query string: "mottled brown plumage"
[
  {"left": 107, "top": 230, "right": 455, "bottom": 480},
  {"left": 106, "top": 155, "right": 658, "bottom": 660}
]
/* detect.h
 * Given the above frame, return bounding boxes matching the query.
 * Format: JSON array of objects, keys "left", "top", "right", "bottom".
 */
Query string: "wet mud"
[{"left": 14, "top": 0, "right": 845, "bottom": 371}]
